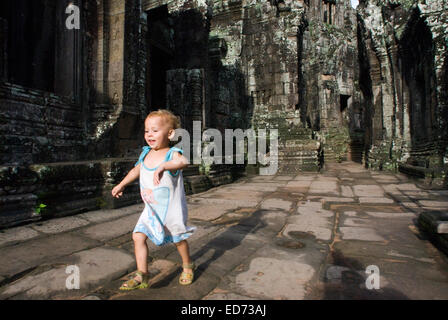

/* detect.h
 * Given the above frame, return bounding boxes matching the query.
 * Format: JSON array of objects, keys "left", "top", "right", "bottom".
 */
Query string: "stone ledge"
[
  {"left": 398, "top": 163, "right": 432, "bottom": 179},
  {"left": 398, "top": 163, "right": 447, "bottom": 188},
  {"left": 418, "top": 211, "right": 448, "bottom": 257},
  {"left": 0, "top": 160, "right": 238, "bottom": 228},
  {"left": 418, "top": 211, "right": 448, "bottom": 234}
]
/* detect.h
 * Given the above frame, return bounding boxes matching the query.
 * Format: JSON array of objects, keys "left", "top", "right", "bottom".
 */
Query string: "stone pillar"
[
  {"left": 190, "top": 69, "right": 204, "bottom": 125},
  {"left": 89, "top": 0, "right": 126, "bottom": 116},
  {"left": 137, "top": 11, "right": 148, "bottom": 117},
  {"left": 54, "top": 0, "right": 80, "bottom": 100},
  {"left": 106, "top": 0, "right": 126, "bottom": 108},
  {"left": 401, "top": 68, "right": 411, "bottom": 145},
  {"left": 166, "top": 68, "right": 205, "bottom": 133},
  {"left": 122, "top": 0, "right": 144, "bottom": 115},
  {"left": 379, "top": 43, "right": 395, "bottom": 140},
  {"left": 92, "top": 0, "right": 106, "bottom": 106},
  {"left": 392, "top": 46, "right": 404, "bottom": 140}
]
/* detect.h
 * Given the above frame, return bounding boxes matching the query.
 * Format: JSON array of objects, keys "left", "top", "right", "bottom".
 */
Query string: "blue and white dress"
[{"left": 133, "top": 146, "right": 195, "bottom": 246}]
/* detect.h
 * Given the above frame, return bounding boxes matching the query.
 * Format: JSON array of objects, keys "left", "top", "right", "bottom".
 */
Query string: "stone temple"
[{"left": 0, "top": 0, "right": 447, "bottom": 228}]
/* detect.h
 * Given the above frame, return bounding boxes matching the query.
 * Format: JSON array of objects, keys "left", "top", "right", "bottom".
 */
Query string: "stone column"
[
  {"left": 379, "top": 37, "right": 396, "bottom": 141},
  {"left": 137, "top": 11, "right": 148, "bottom": 117},
  {"left": 190, "top": 69, "right": 204, "bottom": 126},
  {"left": 54, "top": 0, "right": 80, "bottom": 100},
  {"left": 92, "top": 0, "right": 106, "bottom": 106},
  {"left": 106, "top": 0, "right": 126, "bottom": 108},
  {"left": 122, "top": 0, "right": 143, "bottom": 115},
  {"left": 89, "top": 0, "right": 126, "bottom": 112}
]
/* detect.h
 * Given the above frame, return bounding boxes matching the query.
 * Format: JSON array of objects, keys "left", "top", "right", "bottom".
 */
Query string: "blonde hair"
[{"left": 145, "top": 109, "right": 181, "bottom": 130}]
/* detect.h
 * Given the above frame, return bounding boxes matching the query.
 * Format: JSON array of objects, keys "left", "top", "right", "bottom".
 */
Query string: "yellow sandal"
[
  {"left": 119, "top": 271, "right": 150, "bottom": 290},
  {"left": 179, "top": 262, "right": 195, "bottom": 285}
]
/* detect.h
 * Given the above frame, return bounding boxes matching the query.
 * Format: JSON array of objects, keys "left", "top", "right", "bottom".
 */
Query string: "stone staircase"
[
  {"left": 276, "top": 128, "right": 322, "bottom": 174},
  {"left": 277, "top": 139, "right": 322, "bottom": 173},
  {"left": 321, "top": 128, "right": 350, "bottom": 164},
  {"left": 250, "top": 113, "right": 323, "bottom": 174}
]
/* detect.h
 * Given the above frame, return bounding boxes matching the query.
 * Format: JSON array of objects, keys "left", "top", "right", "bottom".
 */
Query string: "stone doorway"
[
  {"left": 339, "top": 94, "right": 350, "bottom": 126},
  {"left": 0, "top": 0, "right": 81, "bottom": 99},
  {"left": 146, "top": 5, "right": 173, "bottom": 111},
  {"left": 166, "top": 68, "right": 205, "bottom": 135},
  {"left": 399, "top": 9, "right": 438, "bottom": 167}
]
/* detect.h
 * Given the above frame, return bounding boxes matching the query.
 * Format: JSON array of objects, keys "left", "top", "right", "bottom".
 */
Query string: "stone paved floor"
[{"left": 1, "top": 161, "right": 448, "bottom": 300}]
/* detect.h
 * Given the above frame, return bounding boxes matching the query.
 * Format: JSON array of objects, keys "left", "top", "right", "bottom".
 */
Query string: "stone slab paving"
[
  {"left": 293, "top": 174, "right": 317, "bottom": 181},
  {"left": 214, "top": 238, "right": 327, "bottom": 300},
  {"left": 0, "top": 226, "right": 41, "bottom": 248},
  {"left": 226, "top": 184, "right": 280, "bottom": 192},
  {"left": 339, "top": 227, "right": 387, "bottom": 242},
  {"left": 309, "top": 181, "right": 339, "bottom": 196},
  {"left": 1, "top": 161, "right": 448, "bottom": 300},
  {"left": 418, "top": 200, "right": 448, "bottom": 208},
  {"left": 358, "top": 197, "right": 394, "bottom": 204},
  {"left": 0, "top": 247, "right": 135, "bottom": 299},
  {"left": 194, "top": 189, "right": 266, "bottom": 201},
  {"left": 173, "top": 203, "right": 237, "bottom": 222},
  {"left": 353, "top": 185, "right": 385, "bottom": 197},
  {"left": 285, "top": 180, "right": 312, "bottom": 188},
  {"left": 30, "top": 216, "right": 91, "bottom": 234},
  {"left": 79, "top": 213, "right": 141, "bottom": 242},
  {"left": 282, "top": 200, "right": 334, "bottom": 242},
  {"left": 259, "top": 198, "right": 293, "bottom": 211},
  {"left": 77, "top": 204, "right": 144, "bottom": 223},
  {"left": 0, "top": 233, "right": 101, "bottom": 280},
  {"left": 187, "top": 197, "right": 260, "bottom": 208}
]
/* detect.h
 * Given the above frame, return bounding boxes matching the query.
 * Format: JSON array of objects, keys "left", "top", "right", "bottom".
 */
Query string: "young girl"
[{"left": 111, "top": 109, "right": 196, "bottom": 290}]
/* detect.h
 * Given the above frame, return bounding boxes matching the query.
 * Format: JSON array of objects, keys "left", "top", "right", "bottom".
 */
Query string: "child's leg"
[
  {"left": 133, "top": 232, "right": 149, "bottom": 274},
  {"left": 175, "top": 240, "right": 193, "bottom": 268},
  {"left": 120, "top": 232, "right": 150, "bottom": 289},
  {"left": 175, "top": 240, "right": 195, "bottom": 284}
]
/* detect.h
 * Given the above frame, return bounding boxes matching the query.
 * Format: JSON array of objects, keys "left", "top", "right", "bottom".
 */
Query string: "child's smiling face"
[{"left": 144, "top": 116, "right": 175, "bottom": 150}]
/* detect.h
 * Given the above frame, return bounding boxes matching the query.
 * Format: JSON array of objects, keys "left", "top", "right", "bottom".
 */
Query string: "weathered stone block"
[{"left": 418, "top": 211, "right": 448, "bottom": 234}]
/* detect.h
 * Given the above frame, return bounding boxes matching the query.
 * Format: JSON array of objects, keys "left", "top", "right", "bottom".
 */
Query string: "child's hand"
[
  {"left": 153, "top": 164, "right": 165, "bottom": 186},
  {"left": 111, "top": 184, "right": 125, "bottom": 198}
]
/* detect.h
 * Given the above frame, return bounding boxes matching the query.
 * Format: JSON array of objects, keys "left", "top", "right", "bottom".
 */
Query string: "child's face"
[{"left": 144, "top": 116, "right": 174, "bottom": 150}]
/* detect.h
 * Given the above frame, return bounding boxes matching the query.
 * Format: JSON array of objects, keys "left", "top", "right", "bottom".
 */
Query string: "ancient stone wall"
[
  {"left": 0, "top": 0, "right": 234, "bottom": 227},
  {"left": 1, "top": 0, "right": 447, "bottom": 227},
  {"left": 302, "top": 0, "right": 360, "bottom": 163},
  {"left": 0, "top": 0, "right": 144, "bottom": 227},
  {"left": 357, "top": 0, "right": 448, "bottom": 186}
]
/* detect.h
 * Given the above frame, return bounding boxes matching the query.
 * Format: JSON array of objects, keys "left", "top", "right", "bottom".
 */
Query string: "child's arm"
[
  {"left": 111, "top": 163, "right": 141, "bottom": 198},
  {"left": 153, "top": 152, "right": 189, "bottom": 185}
]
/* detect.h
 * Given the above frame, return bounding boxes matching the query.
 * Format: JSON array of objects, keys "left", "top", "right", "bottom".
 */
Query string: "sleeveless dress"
[{"left": 132, "top": 146, "right": 195, "bottom": 246}]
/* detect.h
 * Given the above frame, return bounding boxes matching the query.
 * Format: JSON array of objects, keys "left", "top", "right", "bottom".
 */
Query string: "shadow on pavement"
[
  {"left": 151, "top": 209, "right": 269, "bottom": 288},
  {"left": 319, "top": 249, "right": 410, "bottom": 300}
]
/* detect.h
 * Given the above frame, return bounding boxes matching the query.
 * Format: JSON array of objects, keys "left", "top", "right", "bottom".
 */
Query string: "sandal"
[
  {"left": 119, "top": 271, "right": 150, "bottom": 291},
  {"left": 179, "top": 262, "right": 195, "bottom": 285}
]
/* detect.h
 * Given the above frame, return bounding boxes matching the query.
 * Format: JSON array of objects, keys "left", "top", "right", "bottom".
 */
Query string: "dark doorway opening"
[
  {"left": 146, "top": 5, "right": 173, "bottom": 111},
  {"left": 399, "top": 10, "right": 436, "bottom": 152},
  {"left": 0, "top": 0, "right": 56, "bottom": 91},
  {"left": 340, "top": 94, "right": 350, "bottom": 113},
  {"left": 339, "top": 94, "right": 350, "bottom": 126}
]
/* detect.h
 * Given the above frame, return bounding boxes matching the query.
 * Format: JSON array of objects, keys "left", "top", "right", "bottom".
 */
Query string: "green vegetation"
[
  {"left": 34, "top": 203, "right": 47, "bottom": 216},
  {"left": 96, "top": 197, "right": 107, "bottom": 209}
]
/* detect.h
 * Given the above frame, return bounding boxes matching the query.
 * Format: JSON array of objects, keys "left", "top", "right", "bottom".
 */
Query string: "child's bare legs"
[
  {"left": 122, "top": 232, "right": 148, "bottom": 287},
  {"left": 134, "top": 232, "right": 149, "bottom": 273},
  {"left": 175, "top": 240, "right": 193, "bottom": 282}
]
